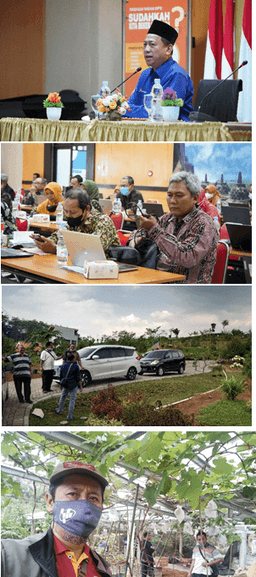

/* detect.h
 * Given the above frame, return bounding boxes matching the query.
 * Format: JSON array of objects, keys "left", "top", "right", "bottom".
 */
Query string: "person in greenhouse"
[
  {"left": 1, "top": 460, "right": 112, "bottom": 577},
  {"left": 187, "top": 531, "right": 223, "bottom": 577}
]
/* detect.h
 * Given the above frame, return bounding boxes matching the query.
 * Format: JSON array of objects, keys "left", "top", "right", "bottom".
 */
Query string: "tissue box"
[
  {"left": 83, "top": 260, "right": 119, "bottom": 279},
  {"left": 31, "top": 214, "right": 50, "bottom": 223}
]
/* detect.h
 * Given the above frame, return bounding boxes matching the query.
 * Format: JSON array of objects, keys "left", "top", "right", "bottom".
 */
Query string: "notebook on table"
[{"left": 62, "top": 229, "right": 138, "bottom": 272}]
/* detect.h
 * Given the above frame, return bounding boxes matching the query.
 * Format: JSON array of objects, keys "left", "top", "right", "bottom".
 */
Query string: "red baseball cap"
[{"left": 49, "top": 461, "right": 108, "bottom": 488}]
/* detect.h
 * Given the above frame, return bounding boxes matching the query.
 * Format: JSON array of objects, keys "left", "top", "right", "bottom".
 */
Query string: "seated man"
[
  {"left": 125, "top": 20, "right": 194, "bottom": 122},
  {"left": 129, "top": 172, "right": 218, "bottom": 284},
  {"left": 114, "top": 175, "right": 144, "bottom": 231},
  {"left": 114, "top": 176, "right": 144, "bottom": 212},
  {"left": 33, "top": 188, "right": 120, "bottom": 256},
  {"left": 1, "top": 174, "right": 15, "bottom": 201}
]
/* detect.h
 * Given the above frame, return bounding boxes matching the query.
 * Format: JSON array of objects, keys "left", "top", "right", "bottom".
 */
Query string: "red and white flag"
[
  {"left": 237, "top": 0, "right": 252, "bottom": 122},
  {"left": 221, "top": 0, "right": 234, "bottom": 78},
  {"left": 204, "top": 0, "right": 223, "bottom": 79}
]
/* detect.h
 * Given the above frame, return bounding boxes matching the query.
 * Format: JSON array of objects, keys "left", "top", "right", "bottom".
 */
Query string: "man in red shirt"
[{"left": 2, "top": 461, "right": 112, "bottom": 577}]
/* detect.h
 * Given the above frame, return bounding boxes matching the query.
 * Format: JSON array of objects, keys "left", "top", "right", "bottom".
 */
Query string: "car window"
[
  {"left": 147, "top": 351, "right": 166, "bottom": 359},
  {"left": 79, "top": 347, "right": 98, "bottom": 358},
  {"left": 165, "top": 352, "right": 173, "bottom": 358},
  {"left": 95, "top": 348, "right": 111, "bottom": 359},
  {"left": 111, "top": 347, "right": 125, "bottom": 358},
  {"left": 124, "top": 348, "right": 135, "bottom": 356},
  {"left": 172, "top": 351, "right": 179, "bottom": 358}
]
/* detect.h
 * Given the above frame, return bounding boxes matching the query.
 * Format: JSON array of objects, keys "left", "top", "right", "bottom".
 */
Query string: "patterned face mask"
[{"left": 53, "top": 500, "right": 102, "bottom": 537}]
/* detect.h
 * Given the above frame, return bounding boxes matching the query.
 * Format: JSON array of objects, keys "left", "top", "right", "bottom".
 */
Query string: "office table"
[
  {"left": 1, "top": 253, "right": 186, "bottom": 284},
  {"left": 0, "top": 117, "right": 251, "bottom": 142},
  {"left": 29, "top": 221, "right": 59, "bottom": 233}
]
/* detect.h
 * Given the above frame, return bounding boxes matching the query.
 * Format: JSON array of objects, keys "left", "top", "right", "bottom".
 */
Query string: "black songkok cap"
[{"left": 147, "top": 20, "right": 178, "bottom": 45}]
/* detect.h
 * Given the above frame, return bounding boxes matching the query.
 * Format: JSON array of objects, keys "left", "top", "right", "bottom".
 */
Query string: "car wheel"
[
  {"left": 81, "top": 371, "right": 91, "bottom": 387},
  {"left": 126, "top": 367, "right": 137, "bottom": 380},
  {"left": 178, "top": 365, "right": 184, "bottom": 374},
  {"left": 156, "top": 366, "right": 164, "bottom": 377}
]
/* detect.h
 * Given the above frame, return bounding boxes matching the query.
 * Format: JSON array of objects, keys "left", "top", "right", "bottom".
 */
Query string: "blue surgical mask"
[
  {"left": 120, "top": 187, "right": 130, "bottom": 196},
  {"left": 53, "top": 500, "right": 102, "bottom": 537},
  {"left": 249, "top": 193, "right": 252, "bottom": 200}
]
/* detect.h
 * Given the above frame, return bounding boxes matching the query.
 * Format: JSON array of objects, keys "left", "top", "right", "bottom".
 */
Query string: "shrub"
[
  {"left": 91, "top": 384, "right": 194, "bottom": 426},
  {"left": 243, "top": 353, "right": 252, "bottom": 379},
  {"left": 221, "top": 376, "right": 244, "bottom": 400}
]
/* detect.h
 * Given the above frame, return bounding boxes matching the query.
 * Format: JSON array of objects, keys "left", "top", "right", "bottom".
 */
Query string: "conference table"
[
  {"left": 0, "top": 117, "right": 251, "bottom": 142},
  {"left": 1, "top": 252, "right": 186, "bottom": 284}
]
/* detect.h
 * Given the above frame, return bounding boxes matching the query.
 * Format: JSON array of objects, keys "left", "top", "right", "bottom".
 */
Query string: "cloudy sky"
[
  {"left": 2, "top": 285, "right": 251, "bottom": 340},
  {"left": 185, "top": 143, "right": 252, "bottom": 183}
]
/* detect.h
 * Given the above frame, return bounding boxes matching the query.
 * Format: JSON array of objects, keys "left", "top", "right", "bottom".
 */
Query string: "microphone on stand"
[
  {"left": 110, "top": 67, "right": 142, "bottom": 93},
  {"left": 189, "top": 61, "right": 248, "bottom": 122}
]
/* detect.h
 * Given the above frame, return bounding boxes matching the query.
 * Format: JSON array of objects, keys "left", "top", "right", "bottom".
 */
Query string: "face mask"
[
  {"left": 120, "top": 187, "right": 130, "bottom": 196},
  {"left": 249, "top": 193, "right": 252, "bottom": 200},
  {"left": 47, "top": 204, "right": 58, "bottom": 213},
  {"left": 53, "top": 500, "right": 102, "bottom": 537},
  {"left": 67, "top": 214, "right": 84, "bottom": 227},
  {"left": 48, "top": 347, "right": 53, "bottom": 351},
  {"left": 205, "top": 192, "right": 214, "bottom": 200}
]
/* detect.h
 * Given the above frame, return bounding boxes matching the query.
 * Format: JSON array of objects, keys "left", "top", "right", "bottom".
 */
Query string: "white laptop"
[
  {"left": 62, "top": 229, "right": 138, "bottom": 272},
  {"left": 99, "top": 198, "right": 112, "bottom": 215},
  {"left": 62, "top": 229, "right": 106, "bottom": 266}
]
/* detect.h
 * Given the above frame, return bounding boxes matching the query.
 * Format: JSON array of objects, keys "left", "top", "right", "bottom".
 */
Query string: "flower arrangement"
[
  {"left": 96, "top": 89, "right": 131, "bottom": 117},
  {"left": 43, "top": 92, "right": 64, "bottom": 108},
  {"left": 161, "top": 88, "right": 184, "bottom": 107}
]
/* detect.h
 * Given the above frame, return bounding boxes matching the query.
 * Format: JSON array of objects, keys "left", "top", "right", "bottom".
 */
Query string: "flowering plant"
[
  {"left": 96, "top": 89, "right": 131, "bottom": 116},
  {"left": 161, "top": 88, "right": 183, "bottom": 107},
  {"left": 43, "top": 92, "right": 64, "bottom": 108}
]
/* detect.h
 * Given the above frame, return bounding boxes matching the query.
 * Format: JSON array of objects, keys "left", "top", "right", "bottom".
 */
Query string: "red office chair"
[
  {"left": 110, "top": 212, "right": 124, "bottom": 230},
  {"left": 117, "top": 230, "right": 130, "bottom": 246},
  {"left": 16, "top": 217, "right": 29, "bottom": 231},
  {"left": 211, "top": 240, "right": 230, "bottom": 284}
]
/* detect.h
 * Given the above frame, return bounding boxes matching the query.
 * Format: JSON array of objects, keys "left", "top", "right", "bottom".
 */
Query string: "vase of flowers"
[
  {"left": 43, "top": 92, "right": 64, "bottom": 120},
  {"left": 161, "top": 88, "right": 183, "bottom": 122},
  {"left": 96, "top": 89, "right": 131, "bottom": 120}
]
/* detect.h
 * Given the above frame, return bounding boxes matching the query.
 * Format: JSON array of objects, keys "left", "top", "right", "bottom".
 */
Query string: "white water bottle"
[
  {"left": 151, "top": 78, "right": 163, "bottom": 121},
  {"left": 112, "top": 197, "right": 122, "bottom": 213},
  {"left": 56, "top": 202, "right": 63, "bottom": 224},
  {"left": 56, "top": 229, "right": 68, "bottom": 265},
  {"left": 213, "top": 216, "right": 220, "bottom": 235},
  {"left": 136, "top": 200, "right": 144, "bottom": 215},
  {"left": 100, "top": 81, "right": 111, "bottom": 98}
]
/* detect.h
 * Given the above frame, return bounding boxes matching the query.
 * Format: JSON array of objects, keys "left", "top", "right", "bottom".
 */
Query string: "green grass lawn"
[
  {"left": 29, "top": 371, "right": 224, "bottom": 427},
  {"left": 197, "top": 399, "right": 251, "bottom": 426}
]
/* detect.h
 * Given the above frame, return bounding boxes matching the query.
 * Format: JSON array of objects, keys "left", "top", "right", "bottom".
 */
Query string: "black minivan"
[{"left": 139, "top": 349, "right": 185, "bottom": 376}]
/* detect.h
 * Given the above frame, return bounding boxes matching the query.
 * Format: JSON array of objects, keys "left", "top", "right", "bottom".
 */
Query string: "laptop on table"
[
  {"left": 225, "top": 222, "right": 251, "bottom": 253},
  {"left": 222, "top": 205, "right": 250, "bottom": 225},
  {"left": 62, "top": 229, "right": 138, "bottom": 272}
]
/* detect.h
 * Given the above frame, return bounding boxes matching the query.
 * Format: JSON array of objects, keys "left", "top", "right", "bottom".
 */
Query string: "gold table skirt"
[{"left": 0, "top": 117, "right": 251, "bottom": 142}]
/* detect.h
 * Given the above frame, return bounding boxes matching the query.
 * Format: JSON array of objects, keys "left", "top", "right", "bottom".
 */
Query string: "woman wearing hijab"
[
  {"left": 82, "top": 180, "right": 102, "bottom": 212},
  {"left": 204, "top": 184, "right": 221, "bottom": 207},
  {"left": 36, "top": 182, "right": 63, "bottom": 215}
]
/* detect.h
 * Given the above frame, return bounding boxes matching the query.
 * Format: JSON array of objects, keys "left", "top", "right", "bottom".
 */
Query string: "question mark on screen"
[{"left": 171, "top": 6, "right": 185, "bottom": 31}]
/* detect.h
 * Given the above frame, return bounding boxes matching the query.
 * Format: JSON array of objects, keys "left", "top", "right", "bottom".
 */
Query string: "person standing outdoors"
[
  {"left": 141, "top": 532, "right": 155, "bottom": 577},
  {"left": 187, "top": 531, "right": 223, "bottom": 577},
  {"left": 3, "top": 343, "right": 33, "bottom": 404},
  {"left": 55, "top": 352, "right": 83, "bottom": 420},
  {"left": 40, "top": 341, "right": 58, "bottom": 393}
]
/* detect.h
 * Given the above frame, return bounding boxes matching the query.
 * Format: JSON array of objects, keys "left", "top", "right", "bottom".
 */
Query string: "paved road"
[{"left": 2, "top": 360, "right": 215, "bottom": 426}]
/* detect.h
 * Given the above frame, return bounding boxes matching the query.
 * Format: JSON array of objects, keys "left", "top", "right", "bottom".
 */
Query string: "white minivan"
[{"left": 53, "top": 345, "right": 141, "bottom": 387}]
